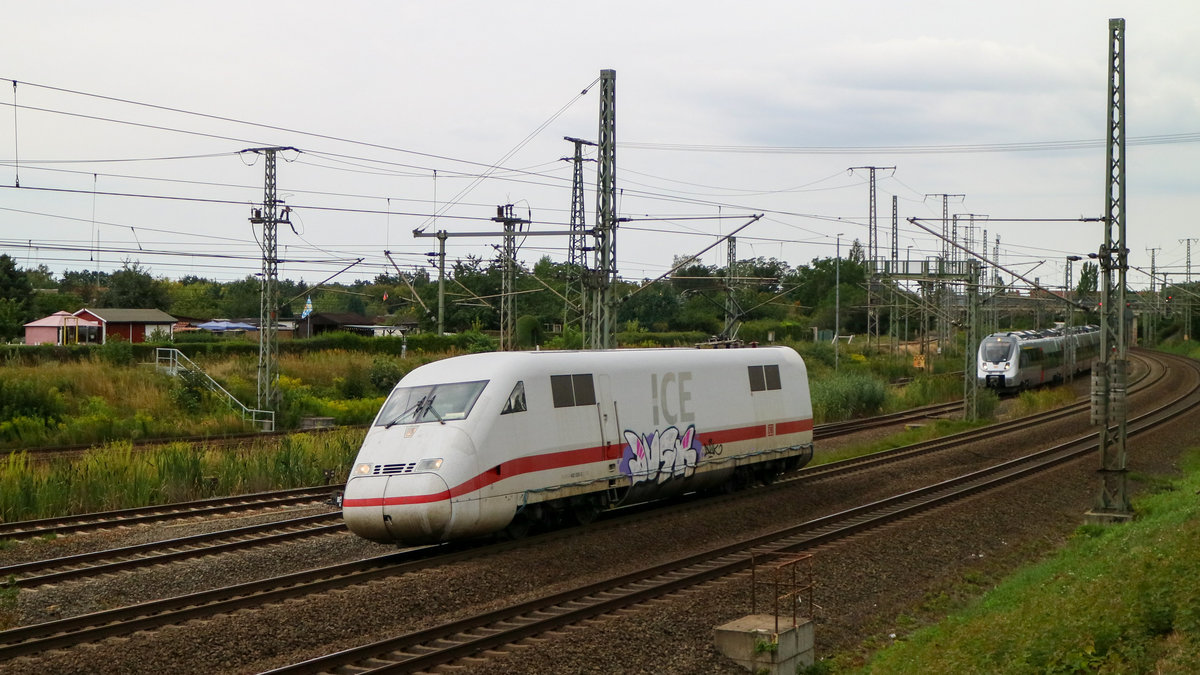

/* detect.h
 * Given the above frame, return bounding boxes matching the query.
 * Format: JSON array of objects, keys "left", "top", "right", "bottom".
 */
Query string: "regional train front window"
[
  {"left": 377, "top": 380, "right": 488, "bottom": 426},
  {"left": 981, "top": 339, "right": 1014, "bottom": 363}
]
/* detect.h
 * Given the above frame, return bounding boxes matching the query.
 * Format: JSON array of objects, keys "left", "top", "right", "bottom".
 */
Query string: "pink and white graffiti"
[{"left": 620, "top": 425, "right": 704, "bottom": 485}]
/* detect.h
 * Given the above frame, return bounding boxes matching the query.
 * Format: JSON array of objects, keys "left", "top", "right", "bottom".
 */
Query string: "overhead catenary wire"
[
  {"left": 0, "top": 76, "right": 1180, "bottom": 292},
  {"left": 413, "top": 75, "right": 600, "bottom": 233},
  {"left": 620, "top": 132, "right": 1200, "bottom": 155},
  {"left": 0, "top": 76, "right": 575, "bottom": 175}
]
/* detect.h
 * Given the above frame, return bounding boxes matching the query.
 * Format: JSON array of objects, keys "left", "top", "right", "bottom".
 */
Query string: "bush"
[
  {"left": 335, "top": 362, "right": 370, "bottom": 399},
  {"left": 976, "top": 389, "right": 999, "bottom": 419},
  {"left": 368, "top": 356, "right": 406, "bottom": 393},
  {"left": 99, "top": 337, "right": 134, "bottom": 366},
  {"left": 170, "top": 369, "right": 210, "bottom": 412},
  {"left": 544, "top": 326, "right": 583, "bottom": 350},
  {"left": 615, "top": 330, "right": 708, "bottom": 347},
  {"left": 897, "top": 374, "right": 962, "bottom": 409},
  {"left": 812, "top": 372, "right": 887, "bottom": 423},
  {"left": 515, "top": 315, "right": 542, "bottom": 348},
  {"left": 738, "top": 319, "right": 812, "bottom": 344},
  {"left": 0, "top": 377, "right": 66, "bottom": 422},
  {"left": 461, "top": 330, "right": 498, "bottom": 353}
]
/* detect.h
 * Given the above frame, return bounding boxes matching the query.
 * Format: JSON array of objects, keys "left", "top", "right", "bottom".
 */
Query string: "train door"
[{"left": 595, "top": 374, "right": 621, "bottom": 461}]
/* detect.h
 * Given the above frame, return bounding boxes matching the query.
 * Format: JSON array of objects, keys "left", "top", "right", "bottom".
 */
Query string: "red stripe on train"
[{"left": 342, "top": 417, "right": 813, "bottom": 508}]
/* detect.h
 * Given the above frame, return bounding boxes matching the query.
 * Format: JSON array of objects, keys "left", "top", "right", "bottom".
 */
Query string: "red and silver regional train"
[
  {"left": 343, "top": 346, "right": 814, "bottom": 544},
  {"left": 976, "top": 325, "right": 1101, "bottom": 392}
]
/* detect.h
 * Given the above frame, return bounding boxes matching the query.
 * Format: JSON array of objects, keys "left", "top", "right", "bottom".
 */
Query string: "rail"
[{"left": 155, "top": 348, "right": 275, "bottom": 431}]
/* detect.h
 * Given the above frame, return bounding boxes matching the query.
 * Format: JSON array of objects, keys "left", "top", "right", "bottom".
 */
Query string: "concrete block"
[{"left": 714, "top": 614, "right": 814, "bottom": 675}]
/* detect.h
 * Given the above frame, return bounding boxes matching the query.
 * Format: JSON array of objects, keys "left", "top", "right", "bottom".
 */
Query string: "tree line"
[{"left": 0, "top": 244, "right": 874, "bottom": 343}]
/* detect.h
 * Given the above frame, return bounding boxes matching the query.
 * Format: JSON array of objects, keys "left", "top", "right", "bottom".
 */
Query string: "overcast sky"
[{"left": 1, "top": 1, "right": 1197, "bottom": 293}]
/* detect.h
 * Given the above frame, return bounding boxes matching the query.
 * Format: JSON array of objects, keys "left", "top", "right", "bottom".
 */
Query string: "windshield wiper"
[
  {"left": 423, "top": 394, "right": 446, "bottom": 425},
  {"left": 384, "top": 396, "right": 428, "bottom": 428}
]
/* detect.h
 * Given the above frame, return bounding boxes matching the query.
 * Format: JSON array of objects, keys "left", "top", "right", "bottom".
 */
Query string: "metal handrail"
[{"left": 155, "top": 348, "right": 275, "bottom": 431}]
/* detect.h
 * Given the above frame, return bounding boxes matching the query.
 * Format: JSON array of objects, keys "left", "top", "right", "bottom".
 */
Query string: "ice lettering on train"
[
  {"left": 650, "top": 372, "right": 694, "bottom": 426},
  {"left": 619, "top": 425, "right": 704, "bottom": 485}
]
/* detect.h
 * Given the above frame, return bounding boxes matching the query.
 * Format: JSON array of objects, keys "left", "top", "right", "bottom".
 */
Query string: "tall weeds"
[
  {"left": 812, "top": 372, "right": 888, "bottom": 423},
  {"left": 0, "top": 429, "right": 365, "bottom": 522}
]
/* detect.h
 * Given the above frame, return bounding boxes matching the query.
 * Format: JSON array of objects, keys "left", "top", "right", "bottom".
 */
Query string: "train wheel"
[
  {"left": 569, "top": 494, "right": 604, "bottom": 526},
  {"left": 757, "top": 464, "right": 780, "bottom": 485},
  {"left": 719, "top": 468, "right": 754, "bottom": 494},
  {"left": 573, "top": 502, "right": 601, "bottom": 526},
  {"left": 503, "top": 513, "right": 534, "bottom": 539}
]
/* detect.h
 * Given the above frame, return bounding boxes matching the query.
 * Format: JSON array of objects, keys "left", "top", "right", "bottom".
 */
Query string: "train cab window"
[
  {"left": 376, "top": 380, "right": 488, "bottom": 426},
  {"left": 982, "top": 338, "right": 1014, "bottom": 363},
  {"left": 748, "top": 365, "right": 782, "bottom": 392},
  {"left": 550, "top": 373, "right": 596, "bottom": 408},
  {"left": 501, "top": 381, "right": 527, "bottom": 415}
]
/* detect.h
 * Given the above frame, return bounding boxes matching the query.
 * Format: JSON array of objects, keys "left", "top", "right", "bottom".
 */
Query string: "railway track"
[
  {"left": 0, "top": 513, "right": 343, "bottom": 588},
  {"left": 0, "top": 362, "right": 1094, "bottom": 544},
  {"left": 0, "top": 388, "right": 988, "bottom": 548},
  {"left": 0, "top": 485, "right": 338, "bottom": 541},
  {"left": 799, "top": 350, "right": 1163, "bottom": 479},
  {"left": 0, "top": 351, "right": 1185, "bottom": 669},
  {"left": 261, "top": 349, "right": 1197, "bottom": 674},
  {"left": 812, "top": 399, "right": 963, "bottom": 439},
  {"left": 0, "top": 379, "right": 1097, "bottom": 589},
  {"left": 0, "top": 392, "right": 969, "bottom": 592}
]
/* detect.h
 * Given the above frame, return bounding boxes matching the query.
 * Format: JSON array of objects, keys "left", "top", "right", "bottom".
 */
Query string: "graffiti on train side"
[{"left": 619, "top": 425, "right": 704, "bottom": 485}]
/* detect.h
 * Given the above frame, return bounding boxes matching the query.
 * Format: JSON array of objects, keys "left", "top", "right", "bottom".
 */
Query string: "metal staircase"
[{"left": 155, "top": 348, "right": 275, "bottom": 431}]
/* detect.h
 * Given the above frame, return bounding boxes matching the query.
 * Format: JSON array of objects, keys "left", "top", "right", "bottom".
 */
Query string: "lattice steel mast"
[
  {"left": 564, "top": 136, "right": 595, "bottom": 339},
  {"left": 588, "top": 69, "right": 617, "bottom": 349},
  {"left": 851, "top": 166, "right": 894, "bottom": 349},
  {"left": 1089, "top": 17, "right": 1131, "bottom": 521},
  {"left": 493, "top": 204, "right": 529, "bottom": 351},
  {"left": 245, "top": 146, "right": 295, "bottom": 418}
]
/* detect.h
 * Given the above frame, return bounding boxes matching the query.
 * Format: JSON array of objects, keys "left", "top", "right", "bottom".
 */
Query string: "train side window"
[
  {"left": 573, "top": 374, "right": 596, "bottom": 406},
  {"left": 748, "top": 365, "right": 766, "bottom": 392},
  {"left": 551, "top": 375, "right": 575, "bottom": 408},
  {"left": 550, "top": 373, "right": 596, "bottom": 408},
  {"left": 501, "top": 381, "right": 526, "bottom": 414},
  {"left": 764, "top": 364, "right": 782, "bottom": 390},
  {"left": 748, "top": 365, "right": 781, "bottom": 392}
]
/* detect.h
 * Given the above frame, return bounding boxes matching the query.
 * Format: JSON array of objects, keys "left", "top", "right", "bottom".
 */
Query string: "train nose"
[{"left": 343, "top": 473, "right": 453, "bottom": 544}]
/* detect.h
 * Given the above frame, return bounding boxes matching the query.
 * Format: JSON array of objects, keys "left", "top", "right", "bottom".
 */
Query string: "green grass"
[
  {"left": 0, "top": 347, "right": 468, "bottom": 448},
  {"left": 0, "top": 575, "right": 17, "bottom": 630},
  {"left": 847, "top": 448, "right": 1200, "bottom": 674},
  {"left": 1010, "top": 385, "right": 1076, "bottom": 417},
  {"left": 811, "top": 419, "right": 986, "bottom": 467},
  {"left": 0, "top": 428, "right": 365, "bottom": 522}
]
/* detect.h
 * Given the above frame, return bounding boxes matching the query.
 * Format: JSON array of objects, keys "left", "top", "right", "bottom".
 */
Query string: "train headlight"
[
  {"left": 354, "top": 462, "right": 373, "bottom": 476},
  {"left": 417, "top": 458, "right": 444, "bottom": 472}
]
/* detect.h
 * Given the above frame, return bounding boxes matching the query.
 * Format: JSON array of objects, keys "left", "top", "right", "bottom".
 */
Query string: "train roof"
[
  {"left": 982, "top": 324, "right": 1100, "bottom": 344},
  {"left": 396, "top": 346, "right": 806, "bottom": 387}
]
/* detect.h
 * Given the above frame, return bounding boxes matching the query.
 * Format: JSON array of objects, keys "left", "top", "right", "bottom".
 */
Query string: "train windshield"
[
  {"left": 981, "top": 338, "right": 1015, "bottom": 363},
  {"left": 377, "top": 380, "right": 488, "bottom": 426}
]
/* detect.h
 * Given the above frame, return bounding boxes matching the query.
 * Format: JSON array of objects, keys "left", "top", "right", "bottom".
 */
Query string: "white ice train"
[
  {"left": 976, "top": 325, "right": 1101, "bottom": 392},
  {"left": 343, "top": 347, "right": 814, "bottom": 545}
]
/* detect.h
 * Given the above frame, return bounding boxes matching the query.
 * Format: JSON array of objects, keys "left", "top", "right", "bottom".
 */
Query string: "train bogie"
[{"left": 343, "top": 347, "right": 814, "bottom": 545}]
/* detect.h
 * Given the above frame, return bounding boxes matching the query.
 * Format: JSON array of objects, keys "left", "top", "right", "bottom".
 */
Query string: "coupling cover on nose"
[{"left": 382, "top": 472, "right": 453, "bottom": 543}]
